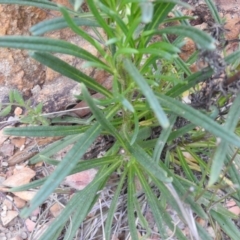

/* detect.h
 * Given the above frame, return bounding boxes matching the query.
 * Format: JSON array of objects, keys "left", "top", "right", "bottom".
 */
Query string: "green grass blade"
[
  {"left": 10, "top": 178, "right": 46, "bottom": 192},
  {"left": 30, "top": 135, "right": 83, "bottom": 164},
  {"left": 124, "top": 59, "right": 169, "bottom": 128},
  {"left": 144, "top": 2, "right": 175, "bottom": 44},
  {"left": 127, "top": 165, "right": 139, "bottom": 240},
  {"left": 0, "top": 0, "right": 60, "bottom": 10},
  {"left": 105, "top": 168, "right": 127, "bottom": 240},
  {"left": 4, "top": 126, "right": 87, "bottom": 137},
  {"left": 0, "top": 36, "right": 107, "bottom": 67},
  {"left": 153, "top": 115, "right": 176, "bottom": 162},
  {"left": 30, "top": 17, "right": 99, "bottom": 35},
  {"left": 166, "top": 68, "right": 213, "bottom": 97},
  {"left": 156, "top": 93, "right": 240, "bottom": 148},
  {"left": 196, "top": 223, "right": 212, "bottom": 240},
  {"left": 168, "top": 123, "right": 195, "bottom": 141},
  {"left": 59, "top": 7, "right": 106, "bottom": 56},
  {"left": 159, "top": 164, "right": 208, "bottom": 219},
  {"left": 150, "top": 177, "right": 190, "bottom": 239},
  {"left": 81, "top": 84, "right": 128, "bottom": 148},
  {"left": 20, "top": 123, "right": 102, "bottom": 218},
  {"left": 87, "top": 0, "right": 114, "bottom": 39},
  {"left": 209, "top": 93, "right": 240, "bottom": 185},
  {"left": 204, "top": 0, "right": 222, "bottom": 24},
  {"left": 145, "top": 25, "right": 216, "bottom": 50},
  {"left": 225, "top": 50, "right": 240, "bottom": 65},
  {"left": 130, "top": 144, "right": 172, "bottom": 183},
  {"left": 226, "top": 148, "right": 240, "bottom": 201},
  {"left": 211, "top": 210, "right": 240, "bottom": 240},
  {"left": 135, "top": 166, "right": 168, "bottom": 238},
  {"left": 177, "top": 147, "right": 196, "bottom": 182},
  {"left": 30, "top": 52, "right": 112, "bottom": 97}
]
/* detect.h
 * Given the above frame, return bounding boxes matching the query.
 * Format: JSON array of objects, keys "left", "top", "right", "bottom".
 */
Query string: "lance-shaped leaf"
[
  {"left": 124, "top": 59, "right": 169, "bottom": 129},
  {"left": 156, "top": 93, "right": 240, "bottom": 148},
  {"left": 0, "top": 36, "right": 107, "bottom": 67}
]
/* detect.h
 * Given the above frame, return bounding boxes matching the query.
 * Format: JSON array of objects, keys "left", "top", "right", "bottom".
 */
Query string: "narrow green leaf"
[
  {"left": 225, "top": 50, "right": 240, "bottom": 65},
  {"left": 98, "top": 2, "right": 130, "bottom": 38},
  {"left": 204, "top": 0, "right": 222, "bottom": 24},
  {"left": 166, "top": 68, "right": 213, "bottom": 97},
  {"left": 177, "top": 147, "right": 196, "bottom": 182},
  {"left": 168, "top": 123, "right": 195, "bottom": 142},
  {"left": 30, "top": 134, "right": 83, "bottom": 164},
  {"left": 144, "top": 2, "right": 175, "bottom": 44},
  {"left": 81, "top": 84, "right": 127, "bottom": 148},
  {"left": 130, "top": 144, "right": 172, "bottom": 183},
  {"left": 159, "top": 164, "right": 208, "bottom": 219},
  {"left": 226, "top": 147, "right": 240, "bottom": 201},
  {"left": 87, "top": 0, "right": 115, "bottom": 39},
  {"left": 13, "top": 90, "right": 24, "bottom": 105},
  {"left": 0, "top": 36, "right": 107, "bottom": 67},
  {"left": 8, "top": 90, "right": 14, "bottom": 103},
  {"left": 211, "top": 210, "right": 240, "bottom": 240},
  {"left": 105, "top": 168, "right": 127, "bottom": 240},
  {"left": 0, "top": 106, "right": 12, "bottom": 117},
  {"left": 148, "top": 42, "right": 180, "bottom": 54},
  {"left": 73, "top": 0, "right": 84, "bottom": 11},
  {"left": 135, "top": 166, "right": 168, "bottom": 238},
  {"left": 127, "top": 165, "right": 139, "bottom": 240},
  {"left": 209, "top": 93, "right": 240, "bottom": 185},
  {"left": 196, "top": 223, "right": 212, "bottom": 240},
  {"left": 30, "top": 52, "right": 112, "bottom": 98},
  {"left": 156, "top": 93, "right": 240, "bottom": 148},
  {"left": 144, "top": 25, "right": 216, "bottom": 50},
  {"left": 30, "top": 17, "right": 100, "bottom": 35},
  {"left": 59, "top": 7, "right": 106, "bottom": 56},
  {"left": 4, "top": 126, "right": 87, "bottom": 137},
  {"left": 0, "top": 0, "right": 60, "bottom": 11},
  {"left": 138, "top": 48, "right": 176, "bottom": 60},
  {"left": 130, "top": 111, "right": 140, "bottom": 145},
  {"left": 153, "top": 115, "right": 176, "bottom": 163},
  {"left": 149, "top": 176, "right": 188, "bottom": 239},
  {"left": 124, "top": 59, "right": 169, "bottom": 128}
]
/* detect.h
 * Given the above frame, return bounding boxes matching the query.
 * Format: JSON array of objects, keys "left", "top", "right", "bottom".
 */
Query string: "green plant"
[
  {"left": 0, "top": 90, "right": 49, "bottom": 125},
  {"left": 0, "top": 0, "right": 240, "bottom": 239}
]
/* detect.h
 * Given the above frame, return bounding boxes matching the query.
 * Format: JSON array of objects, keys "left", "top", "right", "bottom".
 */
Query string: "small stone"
[
  {"left": 14, "top": 107, "right": 23, "bottom": 116},
  {"left": 11, "top": 137, "right": 26, "bottom": 148},
  {"left": 2, "top": 199, "right": 13, "bottom": 210},
  {"left": 1, "top": 210, "right": 18, "bottom": 226},
  {"left": 30, "top": 216, "right": 37, "bottom": 222},
  {"left": 20, "top": 231, "right": 27, "bottom": 239},
  {"left": 2, "top": 205, "right": 7, "bottom": 211},
  {"left": 0, "top": 143, "right": 14, "bottom": 157},
  {"left": 13, "top": 196, "right": 26, "bottom": 209},
  {"left": 1, "top": 162, "right": 8, "bottom": 167},
  {"left": 6, "top": 232, "right": 12, "bottom": 238},
  {"left": 25, "top": 218, "right": 36, "bottom": 232},
  {"left": 49, "top": 203, "right": 63, "bottom": 217},
  {"left": 1, "top": 211, "right": 7, "bottom": 217}
]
